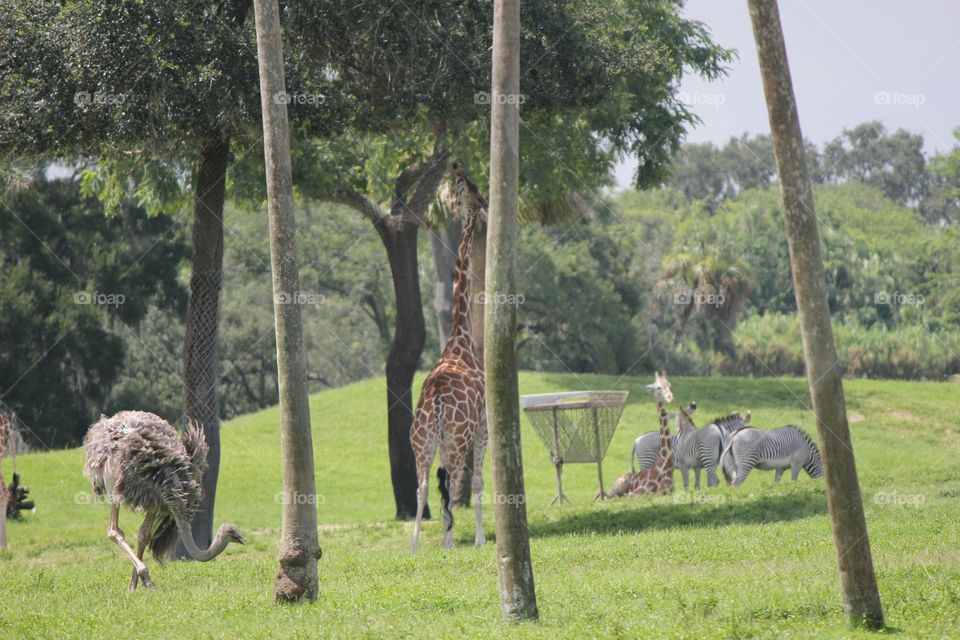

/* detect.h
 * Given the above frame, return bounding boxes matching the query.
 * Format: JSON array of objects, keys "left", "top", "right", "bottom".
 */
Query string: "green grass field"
[{"left": 2, "top": 373, "right": 959, "bottom": 639}]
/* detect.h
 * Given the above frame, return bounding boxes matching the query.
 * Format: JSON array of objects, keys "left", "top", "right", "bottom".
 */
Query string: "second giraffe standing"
[{"left": 410, "top": 162, "right": 489, "bottom": 551}]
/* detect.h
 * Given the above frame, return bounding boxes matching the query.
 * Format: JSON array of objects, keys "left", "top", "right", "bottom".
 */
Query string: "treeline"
[{"left": 2, "top": 122, "right": 958, "bottom": 447}]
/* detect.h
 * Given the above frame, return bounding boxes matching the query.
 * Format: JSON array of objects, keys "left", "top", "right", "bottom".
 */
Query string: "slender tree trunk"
[
  {"left": 379, "top": 217, "right": 430, "bottom": 521},
  {"left": 748, "top": 0, "right": 883, "bottom": 629},
  {"left": 486, "top": 0, "right": 538, "bottom": 622},
  {"left": 178, "top": 135, "right": 229, "bottom": 556},
  {"left": 253, "top": 0, "right": 322, "bottom": 603},
  {"left": 429, "top": 218, "right": 461, "bottom": 347}
]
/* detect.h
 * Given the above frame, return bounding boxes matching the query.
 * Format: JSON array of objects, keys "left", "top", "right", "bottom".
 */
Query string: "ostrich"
[{"left": 83, "top": 411, "right": 245, "bottom": 591}]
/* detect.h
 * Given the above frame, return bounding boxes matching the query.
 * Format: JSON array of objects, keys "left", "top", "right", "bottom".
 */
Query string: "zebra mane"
[
  {"left": 711, "top": 413, "right": 745, "bottom": 429},
  {"left": 784, "top": 425, "right": 818, "bottom": 449}
]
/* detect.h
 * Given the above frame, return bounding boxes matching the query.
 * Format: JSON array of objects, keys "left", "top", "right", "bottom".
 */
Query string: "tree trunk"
[
  {"left": 748, "top": 0, "right": 884, "bottom": 629},
  {"left": 485, "top": 0, "right": 539, "bottom": 622},
  {"left": 177, "top": 135, "right": 229, "bottom": 557},
  {"left": 429, "top": 218, "right": 461, "bottom": 347},
  {"left": 379, "top": 217, "right": 430, "bottom": 521},
  {"left": 253, "top": 0, "right": 322, "bottom": 603}
]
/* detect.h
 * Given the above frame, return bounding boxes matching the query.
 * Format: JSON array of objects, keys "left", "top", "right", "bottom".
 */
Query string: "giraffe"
[
  {"left": 409, "top": 161, "right": 488, "bottom": 551},
  {"left": 609, "top": 374, "right": 676, "bottom": 497}
]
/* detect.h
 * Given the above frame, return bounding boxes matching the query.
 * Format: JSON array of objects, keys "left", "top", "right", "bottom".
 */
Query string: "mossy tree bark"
[
  {"left": 485, "top": 0, "right": 538, "bottom": 622},
  {"left": 748, "top": 0, "right": 884, "bottom": 629},
  {"left": 253, "top": 0, "right": 322, "bottom": 603}
]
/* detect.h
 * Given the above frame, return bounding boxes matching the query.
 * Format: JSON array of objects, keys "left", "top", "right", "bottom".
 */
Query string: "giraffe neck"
[
  {"left": 445, "top": 206, "right": 479, "bottom": 351},
  {"left": 654, "top": 399, "right": 672, "bottom": 473}
]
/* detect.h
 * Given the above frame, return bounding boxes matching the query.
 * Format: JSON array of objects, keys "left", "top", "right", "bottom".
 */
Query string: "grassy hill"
[{"left": 2, "top": 373, "right": 959, "bottom": 639}]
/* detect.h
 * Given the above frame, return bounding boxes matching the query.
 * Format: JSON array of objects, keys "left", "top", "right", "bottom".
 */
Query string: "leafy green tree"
[
  {"left": 927, "top": 129, "right": 960, "bottom": 225},
  {"left": 822, "top": 121, "right": 928, "bottom": 207},
  {"left": 0, "top": 171, "right": 186, "bottom": 446}
]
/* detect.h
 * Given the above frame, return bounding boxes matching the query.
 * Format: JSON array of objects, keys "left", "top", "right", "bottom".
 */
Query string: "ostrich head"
[{"left": 218, "top": 523, "right": 246, "bottom": 545}]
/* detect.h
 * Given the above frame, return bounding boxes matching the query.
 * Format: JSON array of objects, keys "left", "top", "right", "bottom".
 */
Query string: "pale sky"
[{"left": 615, "top": 0, "right": 960, "bottom": 188}]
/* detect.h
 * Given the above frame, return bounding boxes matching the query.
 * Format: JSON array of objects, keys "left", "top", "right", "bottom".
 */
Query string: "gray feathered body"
[{"left": 83, "top": 411, "right": 208, "bottom": 562}]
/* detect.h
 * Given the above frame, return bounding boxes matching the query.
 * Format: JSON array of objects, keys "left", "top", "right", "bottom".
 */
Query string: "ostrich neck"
[{"left": 177, "top": 519, "right": 229, "bottom": 562}]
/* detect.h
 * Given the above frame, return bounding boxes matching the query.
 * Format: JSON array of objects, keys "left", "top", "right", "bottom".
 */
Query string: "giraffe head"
[
  {"left": 645, "top": 370, "right": 673, "bottom": 404},
  {"left": 451, "top": 161, "right": 488, "bottom": 225}
]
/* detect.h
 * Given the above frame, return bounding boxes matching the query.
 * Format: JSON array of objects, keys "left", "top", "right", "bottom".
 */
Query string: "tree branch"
[{"left": 323, "top": 188, "right": 387, "bottom": 224}]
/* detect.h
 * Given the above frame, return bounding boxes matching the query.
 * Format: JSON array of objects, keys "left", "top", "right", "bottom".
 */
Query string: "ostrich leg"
[
  {"left": 128, "top": 512, "right": 156, "bottom": 591},
  {"left": 107, "top": 504, "right": 153, "bottom": 590}
]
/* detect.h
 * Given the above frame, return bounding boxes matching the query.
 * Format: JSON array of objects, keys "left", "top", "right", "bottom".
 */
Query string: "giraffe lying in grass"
[{"left": 610, "top": 383, "right": 675, "bottom": 497}]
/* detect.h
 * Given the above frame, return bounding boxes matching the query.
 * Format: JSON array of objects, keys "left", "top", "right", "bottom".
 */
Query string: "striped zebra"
[
  {"left": 691, "top": 411, "right": 752, "bottom": 488},
  {"left": 631, "top": 407, "right": 749, "bottom": 478},
  {"left": 630, "top": 402, "right": 696, "bottom": 472},
  {"left": 719, "top": 426, "right": 823, "bottom": 486}
]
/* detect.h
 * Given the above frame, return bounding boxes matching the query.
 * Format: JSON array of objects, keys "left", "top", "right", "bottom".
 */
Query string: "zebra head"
[
  {"left": 645, "top": 370, "right": 673, "bottom": 404},
  {"left": 674, "top": 402, "right": 697, "bottom": 434}
]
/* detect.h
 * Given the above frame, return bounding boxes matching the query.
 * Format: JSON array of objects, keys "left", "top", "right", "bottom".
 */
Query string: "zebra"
[
  {"left": 630, "top": 402, "right": 697, "bottom": 472},
  {"left": 691, "top": 411, "right": 752, "bottom": 488},
  {"left": 632, "top": 408, "right": 751, "bottom": 487},
  {"left": 719, "top": 426, "right": 823, "bottom": 486}
]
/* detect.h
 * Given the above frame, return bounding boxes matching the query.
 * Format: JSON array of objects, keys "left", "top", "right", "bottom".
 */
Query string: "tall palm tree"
[{"left": 748, "top": 0, "right": 883, "bottom": 629}]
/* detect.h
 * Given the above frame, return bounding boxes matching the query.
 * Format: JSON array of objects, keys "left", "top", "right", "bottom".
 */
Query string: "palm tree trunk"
[
  {"left": 253, "top": 0, "right": 322, "bottom": 603},
  {"left": 748, "top": 0, "right": 883, "bottom": 629},
  {"left": 178, "top": 135, "right": 229, "bottom": 556},
  {"left": 485, "top": 0, "right": 538, "bottom": 622}
]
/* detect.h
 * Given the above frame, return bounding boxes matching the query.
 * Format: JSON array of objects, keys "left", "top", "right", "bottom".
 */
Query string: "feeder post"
[
  {"left": 592, "top": 407, "right": 606, "bottom": 500},
  {"left": 550, "top": 406, "right": 567, "bottom": 504}
]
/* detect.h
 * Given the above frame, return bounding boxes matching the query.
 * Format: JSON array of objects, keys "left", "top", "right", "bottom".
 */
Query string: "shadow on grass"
[{"left": 527, "top": 491, "right": 827, "bottom": 539}]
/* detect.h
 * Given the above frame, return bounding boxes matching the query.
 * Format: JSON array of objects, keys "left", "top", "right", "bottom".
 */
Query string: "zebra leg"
[
  {"left": 694, "top": 467, "right": 702, "bottom": 490},
  {"left": 774, "top": 468, "right": 784, "bottom": 482},
  {"left": 791, "top": 463, "right": 801, "bottom": 481},
  {"left": 680, "top": 466, "right": 690, "bottom": 490},
  {"left": 705, "top": 464, "right": 718, "bottom": 488}
]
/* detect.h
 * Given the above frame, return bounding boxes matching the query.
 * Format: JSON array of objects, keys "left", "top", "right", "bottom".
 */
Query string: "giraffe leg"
[
  {"left": 128, "top": 512, "right": 155, "bottom": 591},
  {"left": 108, "top": 504, "right": 153, "bottom": 590},
  {"left": 410, "top": 471, "right": 429, "bottom": 552},
  {"left": 472, "top": 415, "right": 488, "bottom": 546}
]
